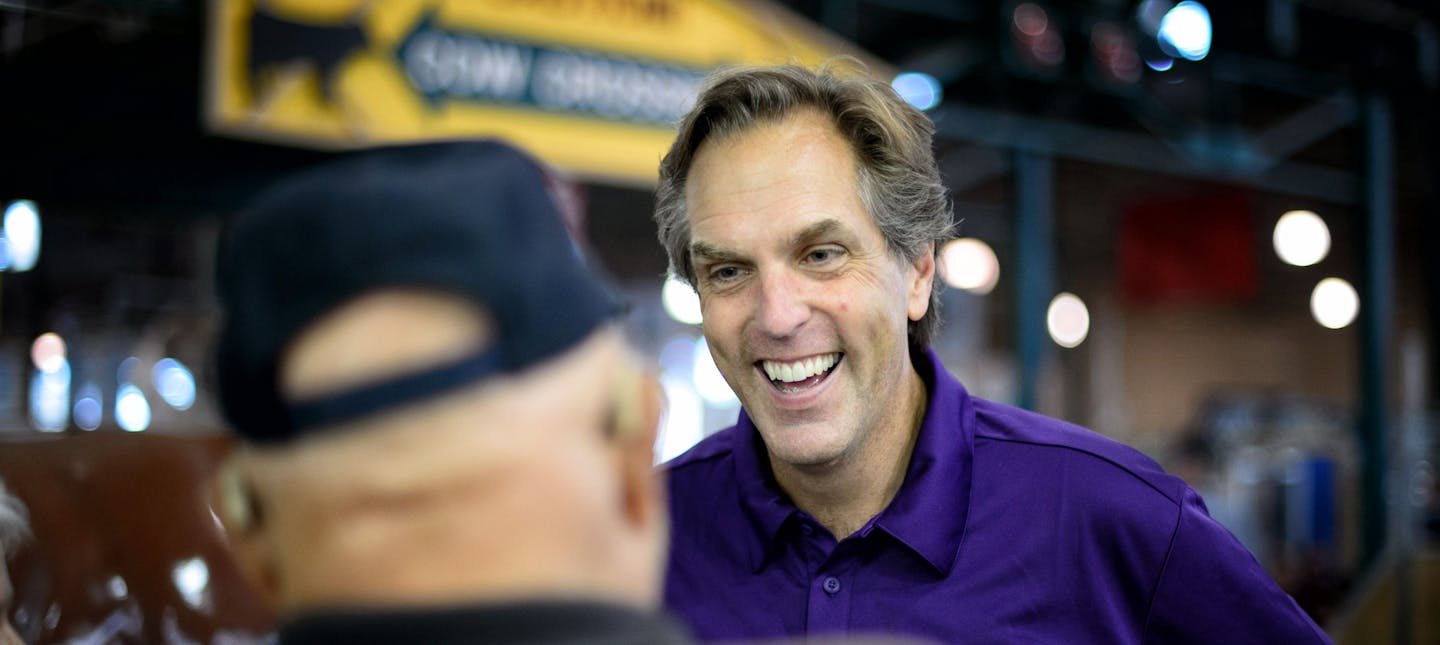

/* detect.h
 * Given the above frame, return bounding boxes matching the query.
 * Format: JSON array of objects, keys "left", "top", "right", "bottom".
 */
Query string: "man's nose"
[{"left": 755, "top": 269, "right": 811, "bottom": 338}]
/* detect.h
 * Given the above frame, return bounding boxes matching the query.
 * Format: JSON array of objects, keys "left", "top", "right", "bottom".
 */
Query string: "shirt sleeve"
[{"left": 1142, "top": 487, "right": 1334, "bottom": 644}]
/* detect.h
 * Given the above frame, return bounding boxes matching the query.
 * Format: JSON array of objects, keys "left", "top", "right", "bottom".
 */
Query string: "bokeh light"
[
  {"left": 1047, "top": 292, "right": 1091, "bottom": 348},
  {"left": 940, "top": 238, "right": 1001, "bottom": 294},
  {"left": 662, "top": 274, "right": 703, "bottom": 325},
  {"left": 892, "top": 72, "right": 942, "bottom": 111},
  {"left": 29, "top": 359, "right": 70, "bottom": 432},
  {"left": 1273, "top": 210, "right": 1330, "bottom": 267},
  {"left": 1158, "top": 1, "right": 1212, "bottom": 61},
  {"left": 1310, "top": 277, "right": 1359, "bottom": 330},
  {"left": 1013, "top": 3, "right": 1049, "bottom": 37},
  {"left": 3, "top": 199, "right": 40, "bottom": 272},
  {"left": 74, "top": 384, "right": 103, "bottom": 431},
  {"left": 116, "top": 383, "right": 151, "bottom": 432},
  {"left": 30, "top": 332, "right": 66, "bottom": 373},
  {"left": 152, "top": 358, "right": 197, "bottom": 410},
  {"left": 172, "top": 557, "right": 211, "bottom": 610}
]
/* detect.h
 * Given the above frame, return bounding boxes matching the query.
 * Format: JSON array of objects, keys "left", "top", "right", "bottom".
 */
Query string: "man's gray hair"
[
  {"left": 0, "top": 477, "right": 30, "bottom": 557},
  {"left": 654, "top": 59, "right": 955, "bottom": 349}
]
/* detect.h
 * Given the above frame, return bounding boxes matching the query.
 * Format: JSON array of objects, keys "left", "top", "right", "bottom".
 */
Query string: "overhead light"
[
  {"left": 1273, "top": 210, "right": 1330, "bottom": 267},
  {"left": 1047, "top": 292, "right": 1091, "bottom": 348},
  {"left": 1158, "top": 1, "right": 1212, "bottom": 61},
  {"left": 940, "top": 238, "right": 1000, "bottom": 294},
  {"left": 1310, "top": 277, "right": 1358, "bottom": 329}
]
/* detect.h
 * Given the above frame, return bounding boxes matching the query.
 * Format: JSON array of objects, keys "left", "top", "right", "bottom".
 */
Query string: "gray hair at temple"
[
  {"left": 654, "top": 59, "right": 955, "bottom": 349},
  {"left": 0, "top": 478, "right": 29, "bottom": 557}
]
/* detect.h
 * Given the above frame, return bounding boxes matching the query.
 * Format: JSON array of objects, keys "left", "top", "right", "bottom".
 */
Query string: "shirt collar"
[
  {"left": 730, "top": 407, "right": 803, "bottom": 573},
  {"left": 872, "top": 347, "right": 975, "bottom": 575},
  {"left": 730, "top": 348, "right": 975, "bottom": 575}
]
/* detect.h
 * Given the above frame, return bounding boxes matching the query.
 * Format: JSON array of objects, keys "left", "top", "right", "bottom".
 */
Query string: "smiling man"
[{"left": 653, "top": 63, "right": 1332, "bottom": 644}]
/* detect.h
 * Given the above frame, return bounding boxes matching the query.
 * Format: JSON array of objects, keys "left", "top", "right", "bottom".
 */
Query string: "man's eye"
[
  {"left": 710, "top": 266, "right": 741, "bottom": 281},
  {"left": 805, "top": 247, "right": 843, "bottom": 264}
]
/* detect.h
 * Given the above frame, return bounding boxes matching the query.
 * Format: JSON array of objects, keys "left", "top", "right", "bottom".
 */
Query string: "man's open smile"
[{"left": 757, "top": 352, "right": 843, "bottom": 393}]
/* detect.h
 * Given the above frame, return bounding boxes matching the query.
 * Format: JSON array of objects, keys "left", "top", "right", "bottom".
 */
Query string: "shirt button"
[
  {"left": 822, "top": 576, "right": 841, "bottom": 595},
  {"left": 800, "top": 523, "right": 814, "bottom": 536}
]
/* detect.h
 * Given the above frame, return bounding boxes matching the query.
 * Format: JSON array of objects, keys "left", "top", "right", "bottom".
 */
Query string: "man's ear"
[
  {"left": 907, "top": 242, "right": 937, "bottom": 322},
  {"left": 211, "top": 455, "right": 281, "bottom": 608},
  {"left": 612, "top": 371, "right": 666, "bottom": 532}
]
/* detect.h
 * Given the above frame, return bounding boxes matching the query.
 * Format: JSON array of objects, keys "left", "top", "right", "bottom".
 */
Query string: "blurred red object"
[
  {"left": 0, "top": 431, "right": 274, "bottom": 644},
  {"left": 1119, "top": 190, "right": 1259, "bottom": 304}
]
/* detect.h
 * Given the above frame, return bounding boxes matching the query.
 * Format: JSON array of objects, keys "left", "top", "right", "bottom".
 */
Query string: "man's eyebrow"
[
  {"left": 787, "top": 219, "right": 845, "bottom": 249},
  {"left": 689, "top": 240, "right": 745, "bottom": 263}
]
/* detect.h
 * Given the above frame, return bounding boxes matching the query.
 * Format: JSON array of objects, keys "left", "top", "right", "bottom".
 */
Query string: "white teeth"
[{"left": 761, "top": 353, "right": 839, "bottom": 383}]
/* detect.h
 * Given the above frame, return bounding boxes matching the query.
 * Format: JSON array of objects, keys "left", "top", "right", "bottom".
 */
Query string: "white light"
[
  {"left": 1273, "top": 210, "right": 1331, "bottom": 267},
  {"left": 4, "top": 199, "right": 41, "bottom": 272},
  {"left": 171, "top": 557, "right": 210, "bottom": 610},
  {"left": 654, "top": 376, "right": 705, "bottom": 464},
  {"left": 1159, "top": 1, "right": 1212, "bottom": 61},
  {"left": 107, "top": 576, "right": 129, "bottom": 600},
  {"left": 892, "top": 72, "right": 943, "bottom": 111},
  {"left": 1311, "top": 277, "right": 1359, "bottom": 329},
  {"left": 661, "top": 274, "right": 703, "bottom": 325},
  {"left": 1046, "top": 292, "right": 1091, "bottom": 348},
  {"left": 29, "top": 360, "right": 71, "bottom": 432},
  {"left": 30, "top": 332, "right": 66, "bottom": 373},
  {"left": 152, "top": 358, "right": 197, "bottom": 410},
  {"left": 691, "top": 338, "right": 738, "bottom": 406},
  {"left": 939, "top": 238, "right": 1001, "bottom": 294},
  {"left": 116, "top": 384, "right": 151, "bottom": 432}
]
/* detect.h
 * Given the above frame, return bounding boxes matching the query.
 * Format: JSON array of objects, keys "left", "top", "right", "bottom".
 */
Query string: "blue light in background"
[
  {"left": 74, "top": 384, "right": 103, "bottom": 431},
  {"left": 892, "top": 72, "right": 943, "bottom": 111},
  {"left": 153, "top": 358, "right": 197, "bottom": 410}
]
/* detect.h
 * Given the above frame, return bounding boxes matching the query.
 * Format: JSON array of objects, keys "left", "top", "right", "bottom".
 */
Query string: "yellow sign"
[{"left": 206, "top": 0, "right": 885, "bottom": 184}]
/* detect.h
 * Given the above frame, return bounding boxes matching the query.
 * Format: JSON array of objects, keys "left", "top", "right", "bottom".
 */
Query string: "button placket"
[{"left": 805, "top": 569, "right": 852, "bottom": 634}]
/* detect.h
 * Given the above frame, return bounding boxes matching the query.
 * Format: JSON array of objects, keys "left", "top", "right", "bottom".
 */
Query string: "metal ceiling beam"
[
  {"left": 931, "top": 102, "right": 1359, "bottom": 204},
  {"left": 1254, "top": 91, "right": 1358, "bottom": 168}
]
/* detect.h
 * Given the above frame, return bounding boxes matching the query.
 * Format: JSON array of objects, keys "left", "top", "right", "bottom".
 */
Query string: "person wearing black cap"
[{"left": 209, "top": 141, "right": 686, "bottom": 644}]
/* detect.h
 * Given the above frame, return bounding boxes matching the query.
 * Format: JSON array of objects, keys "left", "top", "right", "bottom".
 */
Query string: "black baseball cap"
[{"left": 214, "top": 140, "right": 619, "bottom": 443}]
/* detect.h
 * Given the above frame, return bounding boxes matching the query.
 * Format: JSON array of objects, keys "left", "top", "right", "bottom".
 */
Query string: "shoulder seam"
[
  {"left": 1139, "top": 490, "right": 1186, "bottom": 644},
  {"left": 974, "top": 434, "right": 1182, "bottom": 504}
]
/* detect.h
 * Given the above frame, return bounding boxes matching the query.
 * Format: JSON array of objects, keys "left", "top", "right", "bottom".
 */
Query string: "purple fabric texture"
[{"left": 663, "top": 349, "right": 1331, "bottom": 644}]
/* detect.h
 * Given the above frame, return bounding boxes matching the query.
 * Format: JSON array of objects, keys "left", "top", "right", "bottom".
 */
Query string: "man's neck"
[{"left": 768, "top": 361, "right": 929, "bottom": 540}]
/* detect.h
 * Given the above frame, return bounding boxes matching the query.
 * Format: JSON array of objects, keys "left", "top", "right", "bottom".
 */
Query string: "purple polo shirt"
[{"left": 663, "top": 349, "right": 1331, "bottom": 644}]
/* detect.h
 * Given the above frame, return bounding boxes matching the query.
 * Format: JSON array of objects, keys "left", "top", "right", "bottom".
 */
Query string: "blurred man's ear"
[
  {"left": 211, "top": 456, "right": 281, "bottom": 608},
  {"left": 609, "top": 365, "right": 666, "bottom": 532}
]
